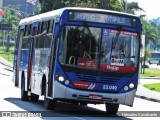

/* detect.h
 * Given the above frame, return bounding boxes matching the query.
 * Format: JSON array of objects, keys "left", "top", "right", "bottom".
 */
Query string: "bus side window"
[
  {"left": 41, "top": 21, "right": 49, "bottom": 34},
  {"left": 34, "top": 22, "right": 41, "bottom": 48},
  {"left": 24, "top": 26, "right": 27, "bottom": 36},
  {"left": 44, "top": 21, "right": 51, "bottom": 48},
  {"left": 48, "top": 20, "right": 54, "bottom": 33},
  {"left": 22, "top": 24, "right": 30, "bottom": 49},
  {"left": 24, "top": 24, "right": 31, "bottom": 36},
  {"left": 37, "top": 21, "right": 50, "bottom": 48}
]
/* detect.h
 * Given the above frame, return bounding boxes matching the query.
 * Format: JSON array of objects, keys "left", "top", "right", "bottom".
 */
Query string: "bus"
[
  {"left": 13, "top": 7, "right": 142, "bottom": 114},
  {"left": 148, "top": 51, "right": 160, "bottom": 65}
]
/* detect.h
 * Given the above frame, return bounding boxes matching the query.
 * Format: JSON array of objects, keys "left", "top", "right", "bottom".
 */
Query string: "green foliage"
[
  {"left": 66, "top": 0, "right": 97, "bottom": 8},
  {"left": 140, "top": 67, "right": 160, "bottom": 77},
  {"left": 0, "top": 46, "right": 14, "bottom": 63},
  {"left": 120, "top": 0, "right": 144, "bottom": 14},
  {"left": 141, "top": 19, "right": 159, "bottom": 46},
  {"left": 144, "top": 83, "right": 160, "bottom": 92},
  {"left": 0, "top": 6, "right": 19, "bottom": 39},
  {"left": 39, "top": 0, "right": 124, "bottom": 13},
  {"left": 145, "top": 49, "right": 154, "bottom": 59},
  {"left": 109, "top": 0, "right": 124, "bottom": 12}
]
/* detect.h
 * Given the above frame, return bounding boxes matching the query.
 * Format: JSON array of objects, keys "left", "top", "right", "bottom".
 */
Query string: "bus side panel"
[
  {"left": 19, "top": 50, "right": 30, "bottom": 90},
  {"left": 12, "top": 49, "right": 18, "bottom": 87}
]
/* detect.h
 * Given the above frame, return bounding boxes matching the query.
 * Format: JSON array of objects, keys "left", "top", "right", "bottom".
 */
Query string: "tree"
[
  {"left": 39, "top": 0, "right": 124, "bottom": 13},
  {"left": 39, "top": 0, "right": 66, "bottom": 13},
  {"left": 0, "top": 6, "right": 19, "bottom": 52},
  {"left": 120, "top": 0, "right": 144, "bottom": 14},
  {"left": 141, "top": 19, "right": 158, "bottom": 47}
]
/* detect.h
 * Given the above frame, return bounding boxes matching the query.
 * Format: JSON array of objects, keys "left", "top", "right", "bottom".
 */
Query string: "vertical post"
[
  {"left": 6, "top": 30, "right": 10, "bottom": 52},
  {"left": 140, "top": 57, "right": 142, "bottom": 73},
  {"left": 2, "top": 30, "right": 4, "bottom": 52},
  {"left": 6, "top": 14, "right": 10, "bottom": 52},
  {"left": 125, "top": 0, "right": 128, "bottom": 13},
  {"left": 142, "top": 51, "right": 147, "bottom": 74},
  {"left": 26, "top": 2, "right": 28, "bottom": 14}
]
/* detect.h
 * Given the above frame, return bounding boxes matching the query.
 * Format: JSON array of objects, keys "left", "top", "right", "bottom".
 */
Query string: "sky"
[{"left": 130, "top": 0, "right": 160, "bottom": 19}]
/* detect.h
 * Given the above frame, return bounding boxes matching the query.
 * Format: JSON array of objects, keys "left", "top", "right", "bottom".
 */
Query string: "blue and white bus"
[
  {"left": 148, "top": 52, "right": 160, "bottom": 65},
  {"left": 13, "top": 7, "right": 142, "bottom": 114}
]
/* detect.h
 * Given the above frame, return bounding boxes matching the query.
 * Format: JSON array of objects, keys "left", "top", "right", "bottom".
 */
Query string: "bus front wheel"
[
  {"left": 21, "top": 76, "right": 29, "bottom": 101},
  {"left": 105, "top": 103, "right": 119, "bottom": 115}
]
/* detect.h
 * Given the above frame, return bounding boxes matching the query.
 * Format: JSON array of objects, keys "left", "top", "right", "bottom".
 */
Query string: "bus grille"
[{"left": 76, "top": 74, "right": 120, "bottom": 84}]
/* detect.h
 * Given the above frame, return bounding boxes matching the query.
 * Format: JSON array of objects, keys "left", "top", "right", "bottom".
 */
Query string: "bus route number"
[{"left": 103, "top": 85, "right": 117, "bottom": 90}]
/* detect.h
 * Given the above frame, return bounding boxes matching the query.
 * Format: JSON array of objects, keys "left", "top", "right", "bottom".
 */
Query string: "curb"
[
  {"left": 0, "top": 61, "right": 13, "bottom": 68},
  {"left": 4, "top": 68, "right": 13, "bottom": 72},
  {"left": 140, "top": 77, "right": 160, "bottom": 79},
  {"left": 135, "top": 95, "right": 160, "bottom": 103}
]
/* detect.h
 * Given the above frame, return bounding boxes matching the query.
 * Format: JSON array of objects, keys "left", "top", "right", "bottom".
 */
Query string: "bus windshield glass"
[{"left": 58, "top": 26, "right": 139, "bottom": 72}]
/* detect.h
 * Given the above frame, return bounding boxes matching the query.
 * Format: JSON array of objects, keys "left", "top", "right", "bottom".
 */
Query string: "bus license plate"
[{"left": 89, "top": 94, "right": 102, "bottom": 100}]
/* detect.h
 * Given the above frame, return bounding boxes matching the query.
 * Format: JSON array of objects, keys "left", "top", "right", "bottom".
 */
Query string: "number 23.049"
[{"left": 103, "top": 85, "right": 117, "bottom": 90}]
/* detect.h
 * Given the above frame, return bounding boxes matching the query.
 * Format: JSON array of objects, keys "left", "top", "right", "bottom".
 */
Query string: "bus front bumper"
[{"left": 53, "top": 81, "right": 136, "bottom": 106}]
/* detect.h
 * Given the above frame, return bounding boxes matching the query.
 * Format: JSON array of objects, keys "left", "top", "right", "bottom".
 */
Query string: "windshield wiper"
[
  {"left": 82, "top": 21, "right": 92, "bottom": 35},
  {"left": 110, "top": 31, "right": 121, "bottom": 60}
]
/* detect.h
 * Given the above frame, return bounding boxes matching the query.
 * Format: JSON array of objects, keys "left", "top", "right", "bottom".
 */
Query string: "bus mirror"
[
  {"left": 141, "top": 34, "right": 145, "bottom": 57},
  {"left": 55, "top": 24, "right": 60, "bottom": 38}
]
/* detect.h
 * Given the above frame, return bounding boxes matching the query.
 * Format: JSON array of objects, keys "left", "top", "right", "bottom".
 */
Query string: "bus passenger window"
[
  {"left": 48, "top": 20, "right": 54, "bottom": 33},
  {"left": 42, "top": 21, "right": 49, "bottom": 34},
  {"left": 25, "top": 24, "right": 31, "bottom": 36}
]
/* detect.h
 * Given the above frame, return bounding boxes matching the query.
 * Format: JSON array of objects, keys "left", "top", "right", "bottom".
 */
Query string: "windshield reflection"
[{"left": 59, "top": 26, "right": 139, "bottom": 72}]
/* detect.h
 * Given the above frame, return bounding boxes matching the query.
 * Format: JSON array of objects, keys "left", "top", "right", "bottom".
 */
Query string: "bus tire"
[
  {"left": 44, "top": 84, "right": 56, "bottom": 110},
  {"left": 80, "top": 102, "right": 87, "bottom": 106},
  {"left": 105, "top": 103, "right": 119, "bottom": 115},
  {"left": 21, "top": 75, "right": 29, "bottom": 101},
  {"left": 71, "top": 101, "right": 79, "bottom": 105},
  {"left": 30, "top": 93, "right": 39, "bottom": 102}
]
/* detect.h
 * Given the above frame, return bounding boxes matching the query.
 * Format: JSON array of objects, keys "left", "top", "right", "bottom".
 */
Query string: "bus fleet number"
[{"left": 103, "top": 85, "right": 117, "bottom": 90}]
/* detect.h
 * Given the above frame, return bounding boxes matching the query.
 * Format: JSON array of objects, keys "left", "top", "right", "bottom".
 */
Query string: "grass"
[
  {"left": 143, "top": 83, "right": 160, "bottom": 92},
  {"left": 0, "top": 46, "right": 14, "bottom": 63},
  {"left": 140, "top": 67, "right": 160, "bottom": 77}
]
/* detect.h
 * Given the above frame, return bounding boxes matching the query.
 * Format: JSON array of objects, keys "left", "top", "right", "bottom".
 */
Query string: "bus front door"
[{"left": 27, "top": 24, "right": 38, "bottom": 91}]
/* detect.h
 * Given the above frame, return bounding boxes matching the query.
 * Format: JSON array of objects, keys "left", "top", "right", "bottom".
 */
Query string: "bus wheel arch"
[
  {"left": 42, "top": 74, "right": 56, "bottom": 110},
  {"left": 41, "top": 74, "right": 46, "bottom": 96}
]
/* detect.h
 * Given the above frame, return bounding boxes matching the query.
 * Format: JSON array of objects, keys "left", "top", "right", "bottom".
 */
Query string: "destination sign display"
[{"left": 68, "top": 11, "right": 137, "bottom": 27}]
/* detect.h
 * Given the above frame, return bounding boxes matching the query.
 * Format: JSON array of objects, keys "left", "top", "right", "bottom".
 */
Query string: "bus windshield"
[{"left": 58, "top": 25, "right": 139, "bottom": 72}]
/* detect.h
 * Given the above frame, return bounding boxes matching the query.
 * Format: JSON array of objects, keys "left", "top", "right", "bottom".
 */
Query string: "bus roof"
[
  {"left": 19, "top": 7, "right": 139, "bottom": 25},
  {"left": 151, "top": 51, "right": 160, "bottom": 53}
]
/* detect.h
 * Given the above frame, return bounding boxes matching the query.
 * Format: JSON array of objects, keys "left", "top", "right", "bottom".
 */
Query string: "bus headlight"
[
  {"left": 58, "top": 76, "right": 65, "bottom": 82},
  {"left": 65, "top": 80, "right": 70, "bottom": 85},
  {"left": 129, "top": 83, "right": 134, "bottom": 89},
  {"left": 124, "top": 86, "right": 129, "bottom": 91}
]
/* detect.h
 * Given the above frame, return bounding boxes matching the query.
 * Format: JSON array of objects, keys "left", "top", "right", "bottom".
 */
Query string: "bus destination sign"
[{"left": 68, "top": 11, "right": 137, "bottom": 27}]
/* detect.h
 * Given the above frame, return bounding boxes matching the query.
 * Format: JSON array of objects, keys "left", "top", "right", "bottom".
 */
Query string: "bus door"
[
  {"left": 27, "top": 22, "right": 39, "bottom": 91},
  {"left": 47, "top": 22, "right": 59, "bottom": 97},
  {"left": 14, "top": 25, "right": 25, "bottom": 87}
]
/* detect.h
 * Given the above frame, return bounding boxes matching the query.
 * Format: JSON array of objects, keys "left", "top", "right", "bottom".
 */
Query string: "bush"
[{"left": 142, "top": 64, "right": 149, "bottom": 68}]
